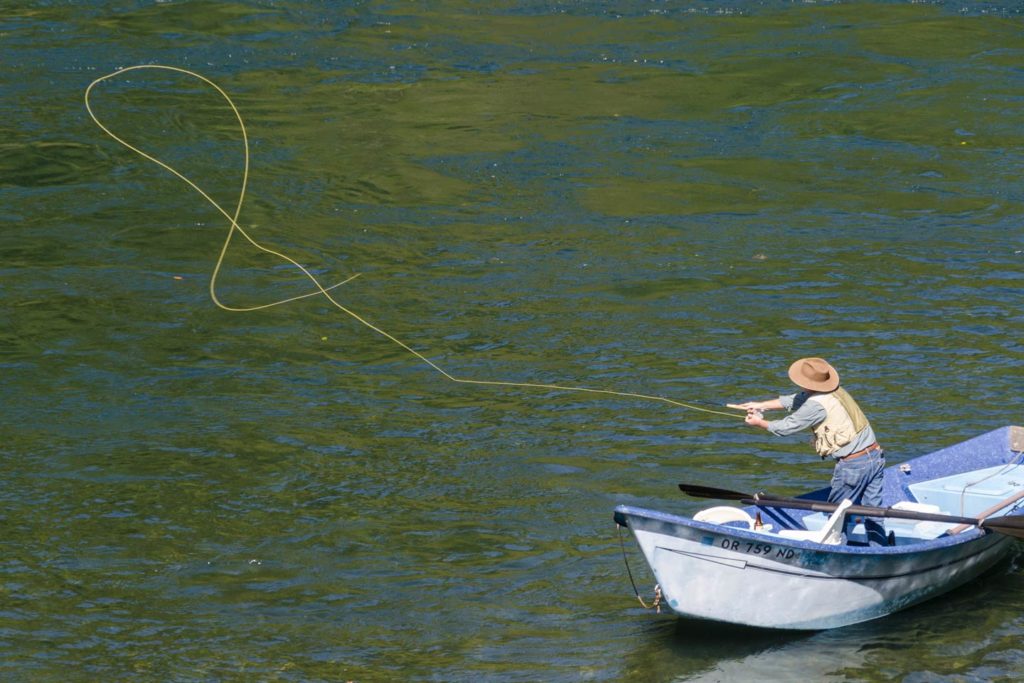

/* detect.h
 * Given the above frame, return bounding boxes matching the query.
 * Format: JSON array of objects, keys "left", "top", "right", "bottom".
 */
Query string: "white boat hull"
[{"left": 620, "top": 507, "right": 1012, "bottom": 630}]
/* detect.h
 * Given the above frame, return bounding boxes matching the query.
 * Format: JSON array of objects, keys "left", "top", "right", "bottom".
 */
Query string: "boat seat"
[
  {"left": 890, "top": 501, "right": 957, "bottom": 539},
  {"left": 693, "top": 506, "right": 755, "bottom": 527},
  {"left": 778, "top": 499, "right": 854, "bottom": 545},
  {"left": 892, "top": 501, "right": 941, "bottom": 514}
]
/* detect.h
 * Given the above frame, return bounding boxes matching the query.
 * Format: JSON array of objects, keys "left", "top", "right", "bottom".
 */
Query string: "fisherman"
[{"left": 734, "top": 357, "right": 888, "bottom": 546}]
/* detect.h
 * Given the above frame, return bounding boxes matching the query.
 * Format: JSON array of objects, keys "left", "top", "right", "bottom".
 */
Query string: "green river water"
[{"left": 3, "top": 1, "right": 1024, "bottom": 681}]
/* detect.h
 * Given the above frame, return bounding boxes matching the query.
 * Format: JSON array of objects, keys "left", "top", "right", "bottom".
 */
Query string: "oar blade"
[{"left": 678, "top": 483, "right": 751, "bottom": 500}]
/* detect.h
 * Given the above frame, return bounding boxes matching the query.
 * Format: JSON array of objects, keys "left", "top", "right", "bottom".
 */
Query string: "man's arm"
[
  {"left": 735, "top": 393, "right": 822, "bottom": 434},
  {"left": 763, "top": 400, "right": 826, "bottom": 436},
  {"left": 733, "top": 398, "right": 785, "bottom": 413},
  {"left": 731, "top": 398, "right": 784, "bottom": 430}
]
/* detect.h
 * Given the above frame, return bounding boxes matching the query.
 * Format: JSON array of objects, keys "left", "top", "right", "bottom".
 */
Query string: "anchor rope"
[
  {"left": 84, "top": 65, "right": 741, "bottom": 420},
  {"left": 617, "top": 523, "right": 661, "bottom": 611}
]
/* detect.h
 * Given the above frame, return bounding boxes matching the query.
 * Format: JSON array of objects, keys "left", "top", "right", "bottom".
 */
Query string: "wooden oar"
[{"left": 678, "top": 483, "right": 1024, "bottom": 540}]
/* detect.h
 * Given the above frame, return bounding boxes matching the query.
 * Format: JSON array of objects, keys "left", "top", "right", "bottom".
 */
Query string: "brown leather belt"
[{"left": 840, "top": 442, "right": 881, "bottom": 461}]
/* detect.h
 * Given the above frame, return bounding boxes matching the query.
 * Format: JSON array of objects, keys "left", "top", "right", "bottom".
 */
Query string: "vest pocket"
[{"left": 815, "top": 424, "right": 854, "bottom": 457}]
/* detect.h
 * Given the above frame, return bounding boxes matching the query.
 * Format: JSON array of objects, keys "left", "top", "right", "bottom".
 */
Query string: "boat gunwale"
[{"left": 613, "top": 503, "right": 990, "bottom": 556}]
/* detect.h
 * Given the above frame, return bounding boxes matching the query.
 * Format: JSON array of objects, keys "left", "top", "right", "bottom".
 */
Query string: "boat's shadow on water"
[
  {"left": 665, "top": 617, "right": 810, "bottom": 655},
  {"left": 620, "top": 616, "right": 817, "bottom": 682},
  {"left": 630, "top": 550, "right": 1024, "bottom": 682}
]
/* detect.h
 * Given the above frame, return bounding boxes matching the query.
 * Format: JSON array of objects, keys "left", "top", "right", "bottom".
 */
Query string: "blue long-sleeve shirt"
[{"left": 766, "top": 391, "right": 878, "bottom": 460}]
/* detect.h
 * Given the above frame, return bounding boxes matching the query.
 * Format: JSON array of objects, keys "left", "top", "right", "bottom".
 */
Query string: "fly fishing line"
[{"left": 85, "top": 65, "right": 739, "bottom": 420}]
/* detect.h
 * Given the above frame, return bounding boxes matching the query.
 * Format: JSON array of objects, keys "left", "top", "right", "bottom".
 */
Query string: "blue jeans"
[{"left": 828, "top": 450, "right": 887, "bottom": 546}]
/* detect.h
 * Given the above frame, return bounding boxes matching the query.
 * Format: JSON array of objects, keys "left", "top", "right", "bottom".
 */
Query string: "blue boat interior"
[{"left": 736, "top": 426, "right": 1024, "bottom": 546}]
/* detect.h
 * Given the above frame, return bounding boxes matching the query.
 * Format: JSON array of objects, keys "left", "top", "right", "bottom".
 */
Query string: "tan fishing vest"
[{"left": 806, "top": 387, "right": 869, "bottom": 458}]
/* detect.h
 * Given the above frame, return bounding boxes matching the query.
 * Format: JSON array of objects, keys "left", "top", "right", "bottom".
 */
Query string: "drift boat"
[{"left": 614, "top": 426, "right": 1024, "bottom": 630}]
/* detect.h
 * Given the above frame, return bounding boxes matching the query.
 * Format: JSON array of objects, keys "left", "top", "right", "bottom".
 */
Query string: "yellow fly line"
[{"left": 84, "top": 64, "right": 741, "bottom": 420}]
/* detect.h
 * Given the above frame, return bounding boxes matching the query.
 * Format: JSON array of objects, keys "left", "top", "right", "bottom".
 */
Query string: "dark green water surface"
[{"left": 3, "top": 2, "right": 1024, "bottom": 681}]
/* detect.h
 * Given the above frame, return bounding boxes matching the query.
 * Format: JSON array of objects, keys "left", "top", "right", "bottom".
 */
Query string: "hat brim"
[{"left": 788, "top": 358, "right": 840, "bottom": 392}]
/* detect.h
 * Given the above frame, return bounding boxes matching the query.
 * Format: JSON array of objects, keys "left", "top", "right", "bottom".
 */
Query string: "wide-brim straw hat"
[{"left": 788, "top": 357, "right": 840, "bottom": 392}]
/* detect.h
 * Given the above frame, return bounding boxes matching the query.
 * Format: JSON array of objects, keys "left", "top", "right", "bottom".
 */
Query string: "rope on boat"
[
  {"left": 83, "top": 65, "right": 743, "bottom": 421},
  {"left": 617, "top": 523, "right": 661, "bottom": 612},
  {"left": 955, "top": 449, "right": 1024, "bottom": 516},
  {"left": 945, "top": 446, "right": 1024, "bottom": 535}
]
